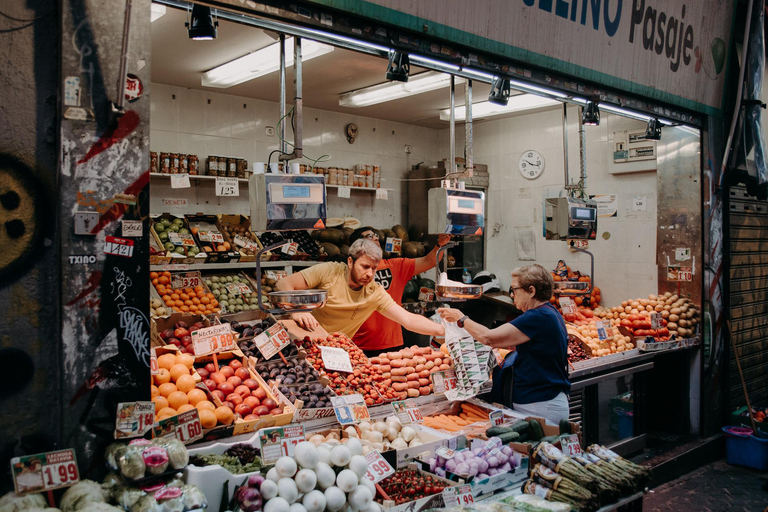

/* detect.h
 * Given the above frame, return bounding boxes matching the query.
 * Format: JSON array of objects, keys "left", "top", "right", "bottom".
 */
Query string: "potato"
[
  {"left": 669, "top": 314, "right": 679, "bottom": 322},
  {"left": 670, "top": 308, "right": 682, "bottom": 315},
  {"left": 667, "top": 322, "right": 678, "bottom": 330}
]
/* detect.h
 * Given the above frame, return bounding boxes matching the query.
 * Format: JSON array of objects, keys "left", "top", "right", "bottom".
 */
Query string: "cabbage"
[
  {"left": 0, "top": 492, "right": 48, "bottom": 512},
  {"left": 156, "top": 439, "right": 188, "bottom": 470},
  {"left": 105, "top": 444, "right": 127, "bottom": 472},
  {"left": 60, "top": 480, "right": 108, "bottom": 512},
  {"left": 78, "top": 504, "right": 124, "bottom": 512}
]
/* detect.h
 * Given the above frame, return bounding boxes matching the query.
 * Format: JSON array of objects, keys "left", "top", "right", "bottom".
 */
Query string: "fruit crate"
[
  {"left": 201, "top": 271, "right": 263, "bottom": 314},
  {"left": 217, "top": 214, "right": 268, "bottom": 262},
  {"left": 152, "top": 213, "right": 208, "bottom": 264},
  {"left": 186, "top": 214, "right": 240, "bottom": 264},
  {"left": 150, "top": 270, "right": 221, "bottom": 317},
  {"left": 256, "top": 231, "right": 315, "bottom": 261},
  {"left": 149, "top": 221, "right": 172, "bottom": 265}
]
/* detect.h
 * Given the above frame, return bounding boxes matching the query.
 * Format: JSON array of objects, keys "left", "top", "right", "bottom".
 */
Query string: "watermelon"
[
  {"left": 403, "top": 279, "right": 420, "bottom": 301},
  {"left": 419, "top": 277, "right": 436, "bottom": 290}
]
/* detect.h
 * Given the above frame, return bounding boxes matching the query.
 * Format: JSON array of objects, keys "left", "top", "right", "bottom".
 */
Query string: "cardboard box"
[
  {"left": 150, "top": 312, "right": 210, "bottom": 347},
  {"left": 186, "top": 214, "right": 240, "bottom": 264},
  {"left": 149, "top": 219, "right": 172, "bottom": 265},
  {"left": 184, "top": 441, "right": 260, "bottom": 512},
  {"left": 152, "top": 213, "right": 208, "bottom": 264},
  {"left": 217, "top": 214, "right": 267, "bottom": 262},
  {"left": 150, "top": 272, "right": 216, "bottom": 317}
]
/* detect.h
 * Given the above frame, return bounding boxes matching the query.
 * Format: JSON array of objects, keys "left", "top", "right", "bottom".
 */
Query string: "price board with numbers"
[
  {"left": 442, "top": 484, "right": 474, "bottom": 507},
  {"left": 170, "top": 173, "right": 191, "bottom": 189},
  {"left": 11, "top": 449, "right": 80, "bottom": 495},
  {"left": 430, "top": 369, "right": 457, "bottom": 394},
  {"left": 114, "top": 401, "right": 155, "bottom": 439},
  {"left": 104, "top": 236, "right": 134, "bottom": 257},
  {"left": 256, "top": 425, "right": 305, "bottom": 464},
  {"left": 391, "top": 399, "right": 424, "bottom": 424},
  {"left": 168, "top": 232, "right": 197, "bottom": 247},
  {"left": 362, "top": 451, "right": 395, "bottom": 484},
  {"left": 321, "top": 346, "right": 353, "bottom": 373},
  {"left": 667, "top": 265, "right": 693, "bottom": 282},
  {"left": 153, "top": 409, "right": 203, "bottom": 444},
  {"left": 191, "top": 323, "right": 236, "bottom": 356},
  {"left": 197, "top": 231, "right": 225, "bottom": 243},
  {"left": 489, "top": 410, "right": 504, "bottom": 427},
  {"left": 595, "top": 320, "right": 611, "bottom": 341},
  {"left": 233, "top": 235, "right": 260, "bottom": 252},
  {"left": 225, "top": 282, "right": 253, "bottom": 296},
  {"left": 330, "top": 394, "right": 370, "bottom": 425},
  {"left": 559, "top": 434, "right": 582, "bottom": 456},
  {"left": 254, "top": 323, "right": 292, "bottom": 360},
  {"left": 558, "top": 297, "right": 576, "bottom": 314},
  {"left": 216, "top": 177, "right": 239, "bottom": 196},
  {"left": 150, "top": 348, "right": 159, "bottom": 376},
  {"left": 171, "top": 272, "right": 201, "bottom": 289}
]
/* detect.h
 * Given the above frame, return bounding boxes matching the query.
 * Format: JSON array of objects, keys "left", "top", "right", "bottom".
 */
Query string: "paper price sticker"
[
  {"left": 337, "top": 186, "right": 351, "bottom": 198},
  {"left": 122, "top": 220, "right": 143, "bottom": 237},
  {"left": 391, "top": 399, "right": 423, "bottom": 424},
  {"left": 595, "top": 320, "right": 610, "bottom": 341},
  {"left": 150, "top": 348, "right": 159, "bottom": 376},
  {"left": 233, "top": 235, "right": 260, "bottom": 252},
  {"left": 330, "top": 394, "right": 369, "bottom": 425},
  {"left": 171, "top": 272, "right": 200, "bottom": 289},
  {"left": 104, "top": 236, "right": 134, "bottom": 257},
  {"left": 254, "top": 323, "right": 292, "bottom": 360},
  {"left": 216, "top": 177, "right": 239, "bottom": 196},
  {"left": 225, "top": 282, "right": 253, "bottom": 296},
  {"left": 384, "top": 237, "right": 402, "bottom": 254},
  {"left": 430, "top": 369, "right": 457, "bottom": 394},
  {"left": 435, "top": 446, "right": 456, "bottom": 459},
  {"left": 321, "top": 346, "right": 353, "bottom": 373},
  {"left": 257, "top": 426, "right": 305, "bottom": 464},
  {"left": 168, "top": 232, "right": 196, "bottom": 247},
  {"left": 489, "top": 410, "right": 504, "bottom": 427},
  {"left": 191, "top": 323, "right": 236, "bottom": 356},
  {"left": 667, "top": 265, "right": 692, "bottom": 282},
  {"left": 442, "top": 485, "right": 474, "bottom": 508},
  {"left": 154, "top": 409, "right": 203, "bottom": 444},
  {"left": 375, "top": 188, "right": 388, "bottom": 200},
  {"left": 170, "top": 173, "right": 191, "bottom": 189},
  {"left": 363, "top": 451, "right": 395, "bottom": 484},
  {"left": 559, "top": 297, "right": 577, "bottom": 314},
  {"left": 650, "top": 312, "right": 663, "bottom": 330},
  {"left": 11, "top": 449, "right": 80, "bottom": 495},
  {"left": 114, "top": 401, "right": 155, "bottom": 439},
  {"left": 559, "top": 434, "right": 582, "bottom": 456},
  {"left": 197, "top": 231, "right": 224, "bottom": 243},
  {"left": 281, "top": 242, "right": 299, "bottom": 255}
]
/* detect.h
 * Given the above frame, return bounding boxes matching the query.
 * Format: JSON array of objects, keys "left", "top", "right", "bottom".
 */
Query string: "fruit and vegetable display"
[
  {"left": 254, "top": 356, "right": 318, "bottom": 383},
  {"left": 188, "top": 443, "right": 263, "bottom": 474},
  {"left": 187, "top": 218, "right": 233, "bottom": 255},
  {"left": 593, "top": 292, "right": 700, "bottom": 340},
  {"left": 257, "top": 443, "right": 382, "bottom": 512},
  {"left": 105, "top": 438, "right": 189, "bottom": 481},
  {"left": 369, "top": 345, "right": 454, "bottom": 401},
  {"left": 312, "top": 223, "right": 425, "bottom": 259},
  {"left": 219, "top": 218, "right": 262, "bottom": 259},
  {"left": 421, "top": 403, "right": 490, "bottom": 432},
  {"left": 203, "top": 274, "right": 263, "bottom": 313},
  {"left": 150, "top": 272, "right": 221, "bottom": 316},
  {"left": 279, "top": 382, "right": 337, "bottom": 409},
  {"left": 156, "top": 320, "right": 205, "bottom": 355},
  {"left": 231, "top": 317, "right": 284, "bottom": 358},
  {"left": 427, "top": 440, "right": 517, "bottom": 480},
  {"left": 152, "top": 348, "right": 205, "bottom": 421},
  {"left": 307, "top": 417, "right": 428, "bottom": 453},
  {"left": 565, "top": 321, "right": 634, "bottom": 358},
  {"left": 152, "top": 216, "right": 204, "bottom": 259},
  {"left": 195, "top": 359, "right": 284, "bottom": 427},
  {"left": 257, "top": 231, "right": 318, "bottom": 261},
  {"left": 375, "top": 468, "right": 450, "bottom": 506}
]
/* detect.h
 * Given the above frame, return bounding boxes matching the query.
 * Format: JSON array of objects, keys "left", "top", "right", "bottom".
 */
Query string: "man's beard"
[{"left": 350, "top": 266, "right": 372, "bottom": 287}]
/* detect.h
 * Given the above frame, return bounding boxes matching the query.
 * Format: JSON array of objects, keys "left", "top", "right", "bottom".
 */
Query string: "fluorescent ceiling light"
[
  {"left": 509, "top": 78, "right": 567, "bottom": 98},
  {"left": 600, "top": 104, "right": 651, "bottom": 122},
  {"left": 150, "top": 2, "right": 166, "bottom": 22},
  {"left": 202, "top": 37, "right": 334, "bottom": 88},
  {"left": 440, "top": 94, "right": 561, "bottom": 121},
  {"left": 339, "top": 71, "right": 464, "bottom": 108}
]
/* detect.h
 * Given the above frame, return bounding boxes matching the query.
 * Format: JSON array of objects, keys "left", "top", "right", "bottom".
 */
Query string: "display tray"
[{"left": 636, "top": 337, "right": 700, "bottom": 352}]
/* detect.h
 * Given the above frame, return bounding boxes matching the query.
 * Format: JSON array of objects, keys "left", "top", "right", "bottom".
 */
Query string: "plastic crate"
[{"left": 722, "top": 426, "right": 768, "bottom": 471}]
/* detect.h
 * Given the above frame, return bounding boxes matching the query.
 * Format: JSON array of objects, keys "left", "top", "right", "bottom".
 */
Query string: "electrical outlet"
[
  {"left": 266, "top": 126, "right": 275, "bottom": 137},
  {"left": 404, "top": 144, "right": 412, "bottom": 154}
]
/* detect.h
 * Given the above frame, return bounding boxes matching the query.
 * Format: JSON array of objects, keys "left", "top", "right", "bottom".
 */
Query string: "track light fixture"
[
  {"left": 386, "top": 52, "right": 410, "bottom": 82},
  {"left": 582, "top": 100, "right": 600, "bottom": 126},
  {"left": 488, "top": 77, "right": 511, "bottom": 106},
  {"left": 186, "top": 4, "right": 218, "bottom": 40},
  {"left": 645, "top": 117, "right": 662, "bottom": 140}
]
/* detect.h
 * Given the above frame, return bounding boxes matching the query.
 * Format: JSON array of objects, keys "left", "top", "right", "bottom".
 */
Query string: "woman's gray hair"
[
  {"left": 349, "top": 238, "right": 382, "bottom": 262},
  {"left": 511, "top": 264, "right": 554, "bottom": 301}
]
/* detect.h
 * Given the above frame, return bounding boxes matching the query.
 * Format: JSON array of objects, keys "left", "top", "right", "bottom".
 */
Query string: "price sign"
[
  {"left": 225, "top": 282, "right": 253, "bottom": 296},
  {"left": 281, "top": 242, "right": 299, "bottom": 255},
  {"left": 489, "top": 410, "right": 504, "bottom": 427},
  {"left": 376, "top": 188, "right": 388, "bottom": 200},
  {"left": 436, "top": 446, "right": 456, "bottom": 459},
  {"left": 257, "top": 426, "right": 305, "bottom": 464},
  {"left": 216, "top": 177, "right": 239, "bottom": 196},
  {"left": 233, "top": 235, "right": 260, "bottom": 251},
  {"left": 559, "top": 297, "right": 577, "bottom": 314},
  {"left": 168, "top": 232, "right": 196, "bottom": 247},
  {"left": 384, "top": 237, "right": 402, "bottom": 254},
  {"left": 122, "top": 220, "right": 143, "bottom": 237},
  {"left": 254, "top": 323, "right": 292, "bottom": 359},
  {"left": 559, "top": 434, "right": 582, "bottom": 456},
  {"left": 197, "top": 231, "right": 224, "bottom": 243},
  {"left": 104, "top": 236, "right": 134, "bottom": 257},
  {"left": 650, "top": 312, "right": 663, "bottom": 330},
  {"left": 363, "top": 451, "right": 395, "bottom": 484},
  {"left": 595, "top": 320, "right": 610, "bottom": 341},
  {"left": 154, "top": 409, "right": 203, "bottom": 444},
  {"left": 114, "top": 401, "right": 155, "bottom": 439},
  {"left": 391, "top": 399, "right": 424, "bottom": 424},
  {"left": 321, "top": 346, "right": 354, "bottom": 373},
  {"left": 170, "top": 173, "right": 191, "bottom": 188},
  {"left": 667, "top": 265, "right": 693, "bottom": 282},
  {"left": 191, "top": 323, "right": 236, "bottom": 356},
  {"left": 337, "top": 186, "right": 351, "bottom": 198},
  {"left": 430, "top": 369, "right": 457, "bottom": 394},
  {"left": 150, "top": 348, "right": 159, "bottom": 376},
  {"left": 11, "top": 449, "right": 80, "bottom": 495},
  {"left": 171, "top": 272, "right": 201, "bottom": 289},
  {"left": 442, "top": 485, "right": 474, "bottom": 508},
  {"left": 330, "top": 394, "right": 370, "bottom": 425},
  {"left": 568, "top": 239, "right": 589, "bottom": 249}
]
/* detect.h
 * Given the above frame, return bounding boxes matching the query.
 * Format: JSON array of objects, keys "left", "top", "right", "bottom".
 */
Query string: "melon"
[
  {"left": 311, "top": 230, "right": 323, "bottom": 240},
  {"left": 339, "top": 244, "right": 350, "bottom": 256},
  {"left": 403, "top": 279, "right": 420, "bottom": 301},
  {"left": 381, "top": 229, "right": 397, "bottom": 240},
  {"left": 320, "top": 243, "right": 341, "bottom": 257},
  {"left": 344, "top": 217, "right": 362, "bottom": 230},
  {"left": 341, "top": 227, "right": 354, "bottom": 244},
  {"left": 392, "top": 225, "right": 409, "bottom": 242},
  {"left": 401, "top": 242, "right": 422, "bottom": 258},
  {"left": 326, "top": 218, "right": 345, "bottom": 229},
  {"left": 318, "top": 229, "right": 346, "bottom": 245}
]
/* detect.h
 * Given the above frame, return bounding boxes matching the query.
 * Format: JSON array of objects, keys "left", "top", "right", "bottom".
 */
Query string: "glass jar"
[
  {"left": 188, "top": 155, "right": 199, "bottom": 175},
  {"left": 179, "top": 154, "right": 189, "bottom": 174},
  {"left": 170, "top": 153, "right": 180, "bottom": 174},
  {"left": 160, "top": 153, "right": 170, "bottom": 174},
  {"left": 150, "top": 152, "right": 158, "bottom": 173}
]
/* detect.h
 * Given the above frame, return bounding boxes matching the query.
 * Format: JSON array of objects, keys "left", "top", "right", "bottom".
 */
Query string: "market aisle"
[{"left": 643, "top": 459, "right": 768, "bottom": 511}]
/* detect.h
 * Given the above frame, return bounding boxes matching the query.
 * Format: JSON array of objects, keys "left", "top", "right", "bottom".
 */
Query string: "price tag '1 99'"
[
  {"left": 363, "top": 451, "right": 395, "bottom": 484},
  {"left": 11, "top": 449, "right": 80, "bottom": 495},
  {"left": 442, "top": 484, "right": 474, "bottom": 508}
]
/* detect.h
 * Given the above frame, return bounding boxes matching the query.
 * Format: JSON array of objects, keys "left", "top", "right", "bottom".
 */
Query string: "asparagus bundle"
[
  {"left": 533, "top": 443, "right": 599, "bottom": 493},
  {"left": 522, "top": 480, "right": 597, "bottom": 512},
  {"left": 531, "top": 464, "right": 597, "bottom": 503},
  {"left": 572, "top": 453, "right": 635, "bottom": 494},
  {"left": 586, "top": 445, "right": 651, "bottom": 486}
]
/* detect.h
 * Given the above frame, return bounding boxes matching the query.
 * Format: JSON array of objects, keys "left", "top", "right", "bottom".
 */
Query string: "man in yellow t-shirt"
[{"left": 276, "top": 239, "right": 444, "bottom": 338}]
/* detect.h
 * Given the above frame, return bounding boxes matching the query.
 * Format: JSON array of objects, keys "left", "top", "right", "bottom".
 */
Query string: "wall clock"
[{"left": 519, "top": 149, "right": 544, "bottom": 179}]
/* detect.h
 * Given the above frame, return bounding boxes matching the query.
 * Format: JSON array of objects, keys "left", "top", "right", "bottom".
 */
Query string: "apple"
[
  {"left": 181, "top": 335, "right": 192, "bottom": 346},
  {"left": 203, "top": 379, "right": 217, "bottom": 390},
  {"left": 254, "top": 405, "right": 270, "bottom": 416},
  {"left": 205, "top": 363, "right": 217, "bottom": 374},
  {"left": 168, "top": 338, "right": 182, "bottom": 348},
  {"left": 192, "top": 322, "right": 205, "bottom": 330},
  {"left": 244, "top": 396, "right": 260, "bottom": 409},
  {"left": 235, "top": 385, "right": 251, "bottom": 398},
  {"left": 243, "top": 414, "right": 260, "bottom": 421},
  {"left": 210, "top": 372, "right": 226, "bottom": 385},
  {"left": 220, "top": 366, "right": 235, "bottom": 378},
  {"left": 174, "top": 327, "right": 189, "bottom": 338},
  {"left": 218, "top": 383, "right": 235, "bottom": 395},
  {"left": 235, "top": 403, "right": 252, "bottom": 417},
  {"left": 196, "top": 368, "right": 209, "bottom": 379},
  {"left": 227, "top": 376, "right": 243, "bottom": 388},
  {"left": 262, "top": 397, "right": 277, "bottom": 410},
  {"left": 160, "top": 329, "right": 175, "bottom": 340},
  {"left": 211, "top": 390, "right": 225, "bottom": 402},
  {"left": 234, "top": 367, "right": 250, "bottom": 381},
  {"left": 223, "top": 401, "right": 236, "bottom": 411},
  {"left": 175, "top": 321, "right": 189, "bottom": 329},
  {"left": 253, "top": 388, "right": 268, "bottom": 400},
  {"left": 226, "top": 393, "right": 243, "bottom": 406},
  {"left": 229, "top": 360, "right": 243, "bottom": 370},
  {"left": 243, "top": 379, "right": 260, "bottom": 391},
  {"left": 270, "top": 408, "right": 283, "bottom": 415}
]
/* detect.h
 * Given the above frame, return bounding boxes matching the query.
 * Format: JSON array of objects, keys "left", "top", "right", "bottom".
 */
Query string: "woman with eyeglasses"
[{"left": 438, "top": 264, "right": 570, "bottom": 425}]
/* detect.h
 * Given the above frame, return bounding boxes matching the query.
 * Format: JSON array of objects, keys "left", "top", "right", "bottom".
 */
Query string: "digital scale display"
[
  {"left": 572, "top": 207, "right": 596, "bottom": 221},
  {"left": 457, "top": 199, "right": 476, "bottom": 209},
  {"left": 282, "top": 185, "right": 311, "bottom": 198}
]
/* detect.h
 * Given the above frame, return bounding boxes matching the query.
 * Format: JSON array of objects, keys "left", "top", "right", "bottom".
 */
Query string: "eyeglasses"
[
  {"left": 510, "top": 287, "right": 524, "bottom": 295},
  {"left": 363, "top": 233, "right": 379, "bottom": 240}
]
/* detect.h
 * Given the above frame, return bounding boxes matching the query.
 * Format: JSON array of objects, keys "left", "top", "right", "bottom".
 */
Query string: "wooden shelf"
[
  {"left": 326, "top": 184, "right": 394, "bottom": 192},
  {"left": 150, "top": 260, "right": 320, "bottom": 271},
  {"left": 149, "top": 172, "right": 249, "bottom": 183}
]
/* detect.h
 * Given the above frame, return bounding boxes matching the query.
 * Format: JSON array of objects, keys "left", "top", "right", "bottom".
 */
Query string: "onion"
[
  {"left": 358, "top": 421, "right": 373, "bottom": 431},
  {"left": 400, "top": 427, "right": 417, "bottom": 443},
  {"left": 386, "top": 427, "right": 399, "bottom": 442},
  {"left": 373, "top": 422, "right": 388, "bottom": 434},
  {"left": 248, "top": 474, "right": 266, "bottom": 487}
]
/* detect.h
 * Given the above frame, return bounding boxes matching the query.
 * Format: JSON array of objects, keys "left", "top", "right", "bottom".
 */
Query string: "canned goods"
[
  {"left": 236, "top": 158, "right": 246, "bottom": 178},
  {"left": 170, "top": 153, "right": 180, "bottom": 174},
  {"left": 329, "top": 168, "right": 338, "bottom": 185},
  {"left": 188, "top": 155, "right": 199, "bottom": 175},
  {"left": 180, "top": 154, "right": 189, "bottom": 174},
  {"left": 160, "top": 152, "right": 170, "bottom": 174},
  {"left": 341, "top": 169, "right": 349, "bottom": 186},
  {"left": 217, "top": 156, "right": 227, "bottom": 176},
  {"left": 150, "top": 152, "right": 158, "bottom": 173},
  {"left": 227, "top": 158, "right": 237, "bottom": 177}
]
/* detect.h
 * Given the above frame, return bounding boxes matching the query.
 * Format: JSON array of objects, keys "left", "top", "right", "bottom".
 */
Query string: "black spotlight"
[
  {"left": 488, "top": 77, "right": 511, "bottom": 106},
  {"left": 645, "top": 117, "right": 662, "bottom": 140},
  {"left": 187, "top": 5, "right": 218, "bottom": 40},
  {"left": 386, "top": 52, "right": 410, "bottom": 82},
  {"left": 582, "top": 100, "right": 600, "bottom": 126}
]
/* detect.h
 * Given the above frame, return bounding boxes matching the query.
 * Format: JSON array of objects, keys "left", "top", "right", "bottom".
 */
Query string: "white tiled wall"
[
  {"left": 149, "top": 84, "right": 444, "bottom": 228},
  {"left": 439, "top": 107, "right": 664, "bottom": 306}
]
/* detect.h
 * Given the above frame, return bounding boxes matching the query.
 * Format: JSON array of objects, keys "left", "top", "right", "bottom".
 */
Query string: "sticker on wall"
[
  {"left": 675, "top": 248, "right": 691, "bottom": 261},
  {"left": 121, "top": 220, "right": 143, "bottom": 237},
  {"left": 73, "top": 211, "right": 99, "bottom": 235},
  {"left": 589, "top": 194, "right": 618, "bottom": 217},
  {"left": 632, "top": 196, "right": 647, "bottom": 212},
  {"left": 113, "top": 194, "right": 137, "bottom": 205},
  {"left": 602, "top": 232, "right": 611, "bottom": 240},
  {"left": 516, "top": 227, "right": 536, "bottom": 261},
  {"left": 125, "top": 74, "right": 143, "bottom": 102},
  {"left": 104, "top": 236, "right": 134, "bottom": 257},
  {"left": 64, "top": 77, "right": 81, "bottom": 107}
]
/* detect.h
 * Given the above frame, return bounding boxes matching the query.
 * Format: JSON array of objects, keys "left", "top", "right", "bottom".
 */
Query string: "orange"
[
  {"left": 192, "top": 298, "right": 201, "bottom": 305},
  {"left": 214, "top": 406, "right": 235, "bottom": 425},
  {"left": 171, "top": 293, "right": 180, "bottom": 300},
  {"left": 177, "top": 404, "right": 195, "bottom": 413},
  {"left": 159, "top": 276, "right": 170, "bottom": 285},
  {"left": 189, "top": 305, "right": 199, "bottom": 312},
  {"left": 176, "top": 353, "right": 195, "bottom": 369},
  {"left": 181, "top": 306, "right": 190, "bottom": 312},
  {"left": 180, "top": 293, "right": 190, "bottom": 301},
  {"left": 152, "top": 395, "right": 169, "bottom": 410},
  {"left": 151, "top": 385, "right": 159, "bottom": 399},
  {"left": 170, "top": 363, "right": 190, "bottom": 382},
  {"left": 158, "top": 407, "right": 178, "bottom": 418},
  {"left": 158, "top": 382, "right": 178, "bottom": 398},
  {"left": 176, "top": 374, "right": 196, "bottom": 393},
  {"left": 162, "top": 295, "right": 172, "bottom": 303},
  {"left": 154, "top": 368, "right": 171, "bottom": 385},
  {"left": 163, "top": 271, "right": 171, "bottom": 277},
  {"left": 200, "top": 296, "right": 210, "bottom": 304},
  {"left": 199, "top": 409, "right": 217, "bottom": 429},
  {"left": 196, "top": 290, "right": 205, "bottom": 298},
  {"left": 196, "top": 400, "right": 216, "bottom": 411},
  {"left": 158, "top": 353, "right": 177, "bottom": 371},
  {"left": 187, "top": 389, "right": 208, "bottom": 406},
  {"left": 152, "top": 278, "right": 159, "bottom": 286},
  {"left": 184, "top": 288, "right": 194, "bottom": 295},
  {"left": 167, "top": 391, "right": 189, "bottom": 409},
  {"left": 150, "top": 272, "right": 159, "bottom": 280}
]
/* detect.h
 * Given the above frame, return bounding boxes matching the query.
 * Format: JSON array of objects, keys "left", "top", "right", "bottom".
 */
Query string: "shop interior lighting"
[
  {"left": 645, "top": 118, "right": 662, "bottom": 140},
  {"left": 151, "top": 2, "right": 166, "bottom": 22},
  {"left": 186, "top": 4, "right": 218, "bottom": 40},
  {"left": 439, "top": 94, "right": 561, "bottom": 121},
  {"left": 582, "top": 100, "right": 600, "bottom": 126},
  {"left": 339, "top": 71, "right": 463, "bottom": 108},
  {"left": 488, "top": 77, "right": 512, "bottom": 106},
  {"left": 386, "top": 52, "right": 411, "bottom": 82},
  {"left": 202, "top": 37, "right": 334, "bottom": 88}
]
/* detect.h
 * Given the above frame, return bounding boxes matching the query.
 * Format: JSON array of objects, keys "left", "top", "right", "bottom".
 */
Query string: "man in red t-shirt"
[{"left": 350, "top": 227, "right": 450, "bottom": 356}]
